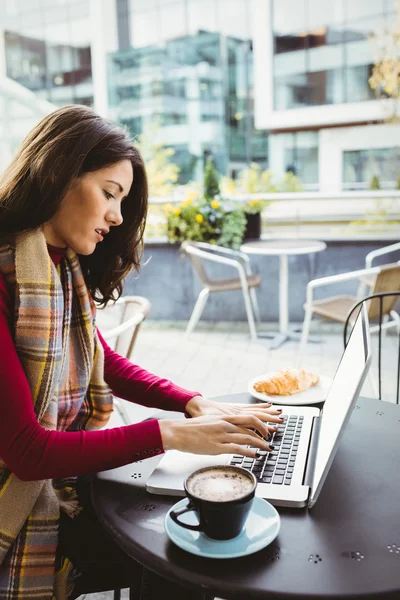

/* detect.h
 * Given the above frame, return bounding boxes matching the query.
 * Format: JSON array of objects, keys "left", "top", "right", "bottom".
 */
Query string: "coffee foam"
[{"left": 187, "top": 467, "right": 254, "bottom": 502}]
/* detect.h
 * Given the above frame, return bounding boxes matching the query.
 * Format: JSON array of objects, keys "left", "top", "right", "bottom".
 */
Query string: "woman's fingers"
[
  {"left": 223, "top": 444, "right": 268, "bottom": 459},
  {"left": 227, "top": 433, "right": 272, "bottom": 451},
  {"left": 228, "top": 404, "right": 284, "bottom": 422},
  {"left": 252, "top": 412, "right": 284, "bottom": 424},
  {"left": 224, "top": 414, "right": 270, "bottom": 438}
]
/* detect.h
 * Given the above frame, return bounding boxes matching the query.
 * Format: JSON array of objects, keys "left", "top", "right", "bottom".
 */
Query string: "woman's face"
[{"left": 43, "top": 159, "right": 134, "bottom": 255}]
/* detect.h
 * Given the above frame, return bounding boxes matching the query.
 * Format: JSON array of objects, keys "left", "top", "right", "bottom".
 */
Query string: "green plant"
[
  {"left": 242, "top": 199, "right": 268, "bottom": 214},
  {"left": 369, "top": 175, "right": 381, "bottom": 190},
  {"left": 280, "top": 171, "right": 304, "bottom": 192},
  {"left": 203, "top": 156, "right": 220, "bottom": 200},
  {"left": 166, "top": 195, "right": 246, "bottom": 248},
  {"left": 166, "top": 160, "right": 246, "bottom": 248}
]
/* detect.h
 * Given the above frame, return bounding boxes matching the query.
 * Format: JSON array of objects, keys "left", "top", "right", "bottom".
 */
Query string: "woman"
[{"left": 0, "top": 105, "right": 281, "bottom": 599}]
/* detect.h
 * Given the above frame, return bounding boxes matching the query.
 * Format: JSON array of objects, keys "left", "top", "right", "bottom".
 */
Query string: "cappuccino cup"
[{"left": 170, "top": 465, "right": 257, "bottom": 540}]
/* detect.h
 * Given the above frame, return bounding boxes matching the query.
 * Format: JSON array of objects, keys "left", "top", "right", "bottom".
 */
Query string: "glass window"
[
  {"left": 345, "top": 0, "right": 385, "bottom": 21},
  {"left": 274, "top": 32, "right": 307, "bottom": 54},
  {"left": 129, "top": 0, "right": 158, "bottom": 12},
  {"left": 130, "top": 8, "right": 160, "bottom": 47},
  {"left": 343, "top": 16, "right": 387, "bottom": 43},
  {"left": 270, "top": 131, "right": 319, "bottom": 185},
  {"left": 274, "top": 73, "right": 309, "bottom": 109},
  {"left": 343, "top": 147, "right": 400, "bottom": 189},
  {"left": 188, "top": 0, "right": 218, "bottom": 35},
  {"left": 159, "top": 1, "right": 186, "bottom": 42},
  {"left": 216, "top": 0, "right": 250, "bottom": 38},
  {"left": 273, "top": 0, "right": 307, "bottom": 35},
  {"left": 344, "top": 64, "right": 375, "bottom": 102},
  {"left": 308, "top": 0, "right": 345, "bottom": 29}
]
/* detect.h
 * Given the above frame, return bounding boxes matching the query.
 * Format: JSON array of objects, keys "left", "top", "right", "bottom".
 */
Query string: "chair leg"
[
  {"left": 241, "top": 284, "right": 257, "bottom": 341},
  {"left": 249, "top": 287, "right": 261, "bottom": 323},
  {"left": 298, "top": 306, "right": 313, "bottom": 367},
  {"left": 185, "top": 289, "right": 210, "bottom": 338},
  {"left": 113, "top": 590, "right": 121, "bottom": 600}
]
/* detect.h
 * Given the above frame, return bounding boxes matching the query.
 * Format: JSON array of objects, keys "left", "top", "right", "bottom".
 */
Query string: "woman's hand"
[
  {"left": 159, "top": 413, "right": 275, "bottom": 459},
  {"left": 185, "top": 395, "right": 284, "bottom": 427}
]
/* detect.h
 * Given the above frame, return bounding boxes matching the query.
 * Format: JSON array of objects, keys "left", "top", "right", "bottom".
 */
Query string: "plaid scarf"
[{"left": 0, "top": 229, "right": 113, "bottom": 599}]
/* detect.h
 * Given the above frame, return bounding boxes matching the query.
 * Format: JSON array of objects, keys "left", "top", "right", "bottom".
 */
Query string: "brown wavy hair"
[{"left": 0, "top": 104, "right": 148, "bottom": 306}]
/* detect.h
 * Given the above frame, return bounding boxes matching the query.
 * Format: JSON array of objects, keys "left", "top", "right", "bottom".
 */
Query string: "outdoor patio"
[{"left": 84, "top": 313, "right": 398, "bottom": 599}]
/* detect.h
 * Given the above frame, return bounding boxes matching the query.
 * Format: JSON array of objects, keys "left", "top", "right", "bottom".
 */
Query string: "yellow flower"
[
  {"left": 174, "top": 208, "right": 181, "bottom": 216},
  {"left": 211, "top": 200, "right": 220, "bottom": 209},
  {"left": 249, "top": 200, "right": 258, "bottom": 206},
  {"left": 195, "top": 214, "right": 204, "bottom": 223},
  {"left": 186, "top": 192, "right": 197, "bottom": 203}
]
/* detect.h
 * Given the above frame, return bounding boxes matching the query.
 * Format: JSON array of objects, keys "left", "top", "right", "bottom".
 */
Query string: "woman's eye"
[{"left": 104, "top": 191, "right": 114, "bottom": 200}]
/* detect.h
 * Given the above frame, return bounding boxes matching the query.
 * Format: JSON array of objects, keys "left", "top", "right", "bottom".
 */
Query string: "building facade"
[
  {"left": 253, "top": 0, "right": 400, "bottom": 191},
  {"left": 2, "top": 0, "right": 398, "bottom": 190},
  {"left": 0, "top": 0, "right": 268, "bottom": 183},
  {"left": 0, "top": 0, "right": 94, "bottom": 107},
  {"left": 108, "top": 0, "right": 268, "bottom": 182}
]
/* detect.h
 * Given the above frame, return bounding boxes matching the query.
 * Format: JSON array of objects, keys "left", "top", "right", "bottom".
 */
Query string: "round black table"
[{"left": 92, "top": 394, "right": 400, "bottom": 600}]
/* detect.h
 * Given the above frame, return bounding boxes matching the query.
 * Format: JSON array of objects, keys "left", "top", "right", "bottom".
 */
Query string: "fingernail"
[
  {"left": 276, "top": 409, "right": 282, "bottom": 413},
  {"left": 269, "top": 444, "right": 275, "bottom": 451}
]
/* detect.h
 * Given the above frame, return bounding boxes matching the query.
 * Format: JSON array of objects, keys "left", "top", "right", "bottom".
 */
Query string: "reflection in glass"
[
  {"left": 2, "top": 1, "right": 93, "bottom": 107},
  {"left": 343, "top": 147, "right": 400, "bottom": 189},
  {"left": 272, "top": 0, "right": 385, "bottom": 109},
  {"left": 108, "top": 24, "right": 267, "bottom": 183},
  {"left": 269, "top": 132, "right": 319, "bottom": 185},
  {"left": 345, "top": 0, "right": 385, "bottom": 21}
]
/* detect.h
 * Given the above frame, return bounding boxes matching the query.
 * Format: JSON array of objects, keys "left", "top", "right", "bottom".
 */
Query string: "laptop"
[{"left": 146, "top": 304, "right": 372, "bottom": 508}]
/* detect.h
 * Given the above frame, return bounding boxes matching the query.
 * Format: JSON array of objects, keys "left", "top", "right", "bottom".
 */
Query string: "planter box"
[{"left": 243, "top": 212, "right": 261, "bottom": 241}]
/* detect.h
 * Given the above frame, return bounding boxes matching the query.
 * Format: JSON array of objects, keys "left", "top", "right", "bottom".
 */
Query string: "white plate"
[
  {"left": 248, "top": 372, "right": 332, "bottom": 405},
  {"left": 165, "top": 496, "right": 280, "bottom": 559}
]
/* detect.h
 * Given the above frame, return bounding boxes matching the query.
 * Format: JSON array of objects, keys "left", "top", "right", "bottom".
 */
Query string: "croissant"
[{"left": 253, "top": 368, "right": 319, "bottom": 396}]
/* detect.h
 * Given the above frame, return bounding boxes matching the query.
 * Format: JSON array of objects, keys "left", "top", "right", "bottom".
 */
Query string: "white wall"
[{"left": 252, "top": 0, "right": 396, "bottom": 130}]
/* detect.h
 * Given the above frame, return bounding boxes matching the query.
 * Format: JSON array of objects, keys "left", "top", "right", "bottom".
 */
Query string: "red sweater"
[{"left": 0, "top": 246, "right": 199, "bottom": 481}]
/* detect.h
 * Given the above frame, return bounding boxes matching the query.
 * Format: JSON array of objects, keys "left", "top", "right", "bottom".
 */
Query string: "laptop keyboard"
[{"left": 229, "top": 415, "right": 304, "bottom": 485}]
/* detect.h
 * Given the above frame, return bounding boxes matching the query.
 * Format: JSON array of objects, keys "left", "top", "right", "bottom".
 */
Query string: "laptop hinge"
[{"left": 303, "top": 415, "right": 321, "bottom": 487}]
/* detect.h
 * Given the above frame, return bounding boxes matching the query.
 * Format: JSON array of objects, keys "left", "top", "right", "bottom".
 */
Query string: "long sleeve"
[
  {"left": 0, "top": 272, "right": 164, "bottom": 482},
  {"left": 98, "top": 329, "right": 200, "bottom": 412}
]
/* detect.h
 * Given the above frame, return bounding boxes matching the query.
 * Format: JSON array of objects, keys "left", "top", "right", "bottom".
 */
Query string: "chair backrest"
[
  {"left": 100, "top": 295, "right": 151, "bottom": 359},
  {"left": 181, "top": 241, "right": 212, "bottom": 286},
  {"left": 367, "top": 264, "right": 400, "bottom": 319},
  {"left": 365, "top": 242, "right": 400, "bottom": 269},
  {"left": 344, "top": 291, "right": 400, "bottom": 403}
]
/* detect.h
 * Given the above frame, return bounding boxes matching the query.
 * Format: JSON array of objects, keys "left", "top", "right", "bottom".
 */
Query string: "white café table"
[{"left": 240, "top": 239, "right": 327, "bottom": 348}]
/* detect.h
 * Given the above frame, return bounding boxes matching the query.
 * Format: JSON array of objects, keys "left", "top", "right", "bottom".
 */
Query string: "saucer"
[
  {"left": 249, "top": 372, "right": 332, "bottom": 405},
  {"left": 165, "top": 496, "right": 280, "bottom": 559}
]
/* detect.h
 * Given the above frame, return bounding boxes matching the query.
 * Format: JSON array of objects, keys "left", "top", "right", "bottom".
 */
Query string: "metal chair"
[
  {"left": 100, "top": 295, "right": 151, "bottom": 359},
  {"left": 358, "top": 242, "right": 400, "bottom": 298},
  {"left": 97, "top": 296, "right": 151, "bottom": 600},
  {"left": 181, "top": 241, "right": 261, "bottom": 340},
  {"left": 299, "top": 262, "right": 400, "bottom": 363},
  {"left": 344, "top": 291, "right": 400, "bottom": 404},
  {"left": 98, "top": 295, "right": 151, "bottom": 426}
]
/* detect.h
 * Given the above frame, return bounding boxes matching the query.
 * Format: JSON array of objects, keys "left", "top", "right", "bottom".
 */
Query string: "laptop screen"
[{"left": 309, "top": 304, "right": 371, "bottom": 508}]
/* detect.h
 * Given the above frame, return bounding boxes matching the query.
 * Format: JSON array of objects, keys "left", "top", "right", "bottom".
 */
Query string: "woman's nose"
[{"left": 107, "top": 206, "right": 123, "bottom": 227}]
